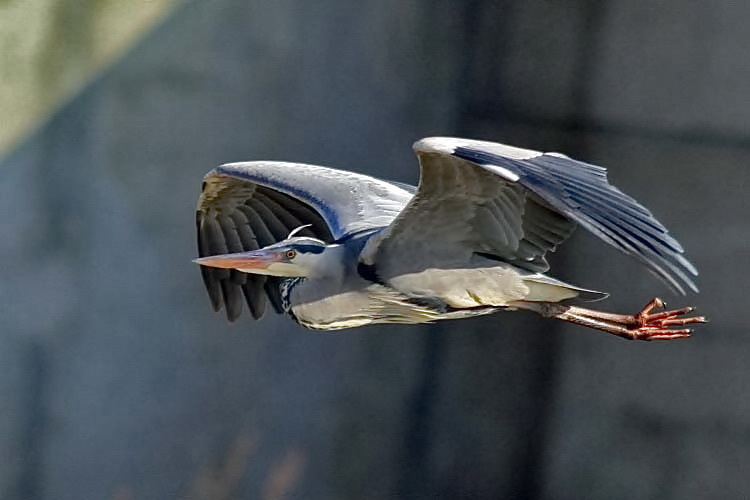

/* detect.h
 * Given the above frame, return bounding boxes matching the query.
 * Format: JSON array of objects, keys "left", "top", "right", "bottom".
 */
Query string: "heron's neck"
[{"left": 305, "top": 244, "right": 347, "bottom": 280}]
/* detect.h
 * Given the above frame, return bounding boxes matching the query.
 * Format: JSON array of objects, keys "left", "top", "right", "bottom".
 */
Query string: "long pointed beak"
[{"left": 193, "top": 251, "right": 282, "bottom": 270}]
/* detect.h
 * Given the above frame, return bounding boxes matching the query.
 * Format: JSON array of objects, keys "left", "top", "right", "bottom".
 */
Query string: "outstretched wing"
[
  {"left": 362, "top": 137, "right": 698, "bottom": 294},
  {"left": 197, "top": 161, "right": 413, "bottom": 321}
]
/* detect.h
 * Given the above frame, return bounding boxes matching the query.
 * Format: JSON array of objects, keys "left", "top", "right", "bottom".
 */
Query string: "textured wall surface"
[
  {"left": 0, "top": 0, "right": 180, "bottom": 154},
  {"left": 1, "top": 1, "right": 748, "bottom": 499}
]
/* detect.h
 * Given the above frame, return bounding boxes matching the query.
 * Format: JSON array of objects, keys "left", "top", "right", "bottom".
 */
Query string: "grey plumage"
[{"left": 195, "top": 137, "right": 701, "bottom": 337}]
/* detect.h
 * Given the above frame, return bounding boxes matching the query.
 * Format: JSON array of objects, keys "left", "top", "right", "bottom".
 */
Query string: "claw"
[{"left": 627, "top": 298, "right": 705, "bottom": 340}]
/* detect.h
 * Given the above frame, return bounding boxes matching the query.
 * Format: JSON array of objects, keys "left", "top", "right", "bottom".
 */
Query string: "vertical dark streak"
[
  {"left": 567, "top": 0, "right": 610, "bottom": 146},
  {"left": 454, "top": 1, "right": 555, "bottom": 496},
  {"left": 397, "top": 1, "right": 609, "bottom": 497},
  {"left": 394, "top": 1, "right": 487, "bottom": 495},
  {"left": 15, "top": 341, "right": 47, "bottom": 500},
  {"left": 396, "top": 329, "right": 444, "bottom": 498},
  {"left": 454, "top": 0, "right": 494, "bottom": 122},
  {"left": 512, "top": 2, "right": 610, "bottom": 500}
]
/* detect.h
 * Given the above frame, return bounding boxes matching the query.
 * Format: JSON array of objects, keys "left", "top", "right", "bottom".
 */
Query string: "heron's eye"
[{"left": 286, "top": 249, "right": 297, "bottom": 259}]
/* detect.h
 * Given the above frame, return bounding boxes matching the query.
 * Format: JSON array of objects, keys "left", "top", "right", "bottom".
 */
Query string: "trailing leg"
[{"left": 511, "top": 297, "right": 706, "bottom": 341}]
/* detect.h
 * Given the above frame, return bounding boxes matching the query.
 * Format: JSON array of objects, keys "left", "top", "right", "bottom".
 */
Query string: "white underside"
[
  {"left": 290, "top": 263, "right": 596, "bottom": 331},
  {"left": 387, "top": 265, "right": 579, "bottom": 308}
]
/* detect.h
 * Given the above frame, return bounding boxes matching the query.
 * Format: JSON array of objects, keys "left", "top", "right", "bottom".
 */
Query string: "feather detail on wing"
[
  {"left": 362, "top": 137, "right": 697, "bottom": 295},
  {"left": 197, "top": 161, "right": 413, "bottom": 321}
]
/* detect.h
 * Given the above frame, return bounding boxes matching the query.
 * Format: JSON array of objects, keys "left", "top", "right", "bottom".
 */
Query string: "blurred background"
[{"left": 1, "top": 1, "right": 748, "bottom": 498}]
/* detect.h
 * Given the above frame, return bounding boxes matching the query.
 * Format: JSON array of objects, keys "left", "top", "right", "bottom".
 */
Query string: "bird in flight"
[{"left": 195, "top": 137, "right": 705, "bottom": 340}]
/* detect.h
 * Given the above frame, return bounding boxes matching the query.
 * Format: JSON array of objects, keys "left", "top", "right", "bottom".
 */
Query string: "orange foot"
[
  {"left": 626, "top": 297, "right": 707, "bottom": 340},
  {"left": 524, "top": 297, "right": 708, "bottom": 341}
]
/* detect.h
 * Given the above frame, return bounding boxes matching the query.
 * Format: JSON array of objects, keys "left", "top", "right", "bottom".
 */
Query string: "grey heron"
[{"left": 195, "top": 137, "right": 705, "bottom": 340}]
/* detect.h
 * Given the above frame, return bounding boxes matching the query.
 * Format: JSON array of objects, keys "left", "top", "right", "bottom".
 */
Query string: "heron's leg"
[{"left": 512, "top": 297, "right": 706, "bottom": 341}]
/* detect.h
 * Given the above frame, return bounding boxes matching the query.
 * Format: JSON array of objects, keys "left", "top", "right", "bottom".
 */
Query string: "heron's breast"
[{"left": 289, "top": 280, "right": 443, "bottom": 330}]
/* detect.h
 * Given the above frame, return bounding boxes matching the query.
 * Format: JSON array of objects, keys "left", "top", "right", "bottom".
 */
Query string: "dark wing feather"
[
  {"left": 443, "top": 138, "right": 697, "bottom": 293},
  {"left": 197, "top": 161, "right": 413, "bottom": 322},
  {"left": 197, "top": 179, "right": 333, "bottom": 322},
  {"left": 362, "top": 137, "right": 697, "bottom": 295}
]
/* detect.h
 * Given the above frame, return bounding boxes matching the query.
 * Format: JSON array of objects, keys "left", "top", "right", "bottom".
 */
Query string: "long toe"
[{"left": 630, "top": 327, "right": 693, "bottom": 341}]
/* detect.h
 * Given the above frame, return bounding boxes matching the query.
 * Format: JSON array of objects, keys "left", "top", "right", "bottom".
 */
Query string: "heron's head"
[{"left": 194, "top": 237, "right": 330, "bottom": 278}]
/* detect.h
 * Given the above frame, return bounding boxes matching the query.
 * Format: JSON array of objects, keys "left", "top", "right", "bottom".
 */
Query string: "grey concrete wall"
[
  {"left": 1, "top": 1, "right": 747, "bottom": 499},
  {"left": 487, "top": 2, "right": 750, "bottom": 499}
]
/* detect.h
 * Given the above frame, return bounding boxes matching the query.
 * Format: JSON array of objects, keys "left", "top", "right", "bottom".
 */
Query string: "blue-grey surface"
[{"left": 1, "top": 1, "right": 748, "bottom": 499}]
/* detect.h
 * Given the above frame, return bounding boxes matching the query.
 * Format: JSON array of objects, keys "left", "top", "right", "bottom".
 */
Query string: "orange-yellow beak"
[
  {"left": 194, "top": 250, "right": 305, "bottom": 277},
  {"left": 194, "top": 251, "right": 283, "bottom": 270}
]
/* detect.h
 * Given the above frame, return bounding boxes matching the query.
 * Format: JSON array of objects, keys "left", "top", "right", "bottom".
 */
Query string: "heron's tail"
[{"left": 523, "top": 275, "right": 608, "bottom": 303}]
